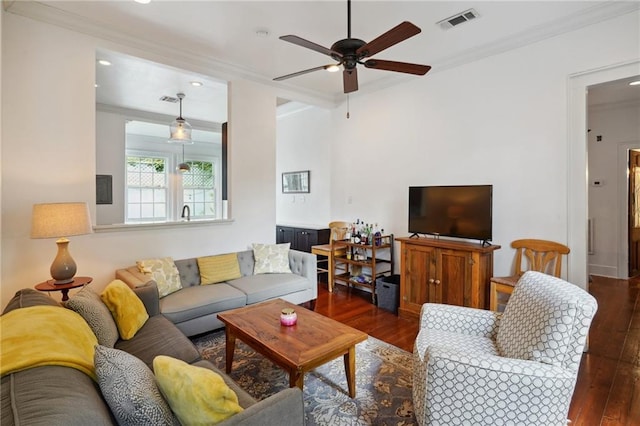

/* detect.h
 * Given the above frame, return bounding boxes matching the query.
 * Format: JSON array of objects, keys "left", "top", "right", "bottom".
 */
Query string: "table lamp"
[{"left": 30, "top": 202, "right": 93, "bottom": 284}]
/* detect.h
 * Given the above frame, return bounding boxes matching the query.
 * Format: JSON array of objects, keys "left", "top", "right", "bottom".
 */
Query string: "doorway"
[
  {"left": 569, "top": 61, "right": 640, "bottom": 288},
  {"left": 629, "top": 149, "right": 640, "bottom": 277},
  {"left": 584, "top": 72, "right": 640, "bottom": 280}
]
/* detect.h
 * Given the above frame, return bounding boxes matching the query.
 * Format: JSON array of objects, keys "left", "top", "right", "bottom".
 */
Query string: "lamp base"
[{"left": 50, "top": 238, "right": 77, "bottom": 285}]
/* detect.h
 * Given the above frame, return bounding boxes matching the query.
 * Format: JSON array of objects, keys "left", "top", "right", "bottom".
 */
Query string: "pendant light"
[
  {"left": 168, "top": 93, "right": 193, "bottom": 144},
  {"left": 177, "top": 144, "right": 190, "bottom": 173}
]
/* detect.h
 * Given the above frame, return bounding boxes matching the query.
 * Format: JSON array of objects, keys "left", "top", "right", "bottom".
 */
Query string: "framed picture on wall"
[{"left": 282, "top": 170, "right": 310, "bottom": 194}]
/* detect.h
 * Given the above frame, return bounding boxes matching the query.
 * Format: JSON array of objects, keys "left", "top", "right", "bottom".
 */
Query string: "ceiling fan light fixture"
[
  {"left": 273, "top": 0, "right": 430, "bottom": 94},
  {"left": 168, "top": 93, "right": 193, "bottom": 144}
]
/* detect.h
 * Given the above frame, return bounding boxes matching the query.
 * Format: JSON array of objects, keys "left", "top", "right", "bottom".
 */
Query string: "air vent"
[
  {"left": 437, "top": 8, "right": 479, "bottom": 30},
  {"left": 159, "top": 95, "right": 179, "bottom": 103}
]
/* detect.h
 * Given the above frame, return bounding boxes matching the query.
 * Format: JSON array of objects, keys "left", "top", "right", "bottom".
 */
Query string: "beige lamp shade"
[
  {"left": 31, "top": 202, "right": 92, "bottom": 238},
  {"left": 31, "top": 202, "right": 92, "bottom": 284}
]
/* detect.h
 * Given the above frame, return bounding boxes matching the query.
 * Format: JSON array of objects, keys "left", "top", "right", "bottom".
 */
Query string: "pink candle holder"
[{"left": 280, "top": 308, "right": 297, "bottom": 326}]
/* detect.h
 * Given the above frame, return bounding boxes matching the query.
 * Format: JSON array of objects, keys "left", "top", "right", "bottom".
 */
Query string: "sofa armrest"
[
  {"left": 217, "top": 388, "right": 304, "bottom": 426},
  {"left": 288, "top": 249, "right": 318, "bottom": 298},
  {"left": 131, "top": 281, "right": 161, "bottom": 317},
  {"left": 115, "top": 266, "right": 152, "bottom": 288}
]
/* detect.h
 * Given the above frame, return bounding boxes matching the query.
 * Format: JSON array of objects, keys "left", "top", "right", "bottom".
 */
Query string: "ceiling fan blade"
[
  {"left": 279, "top": 35, "right": 340, "bottom": 58},
  {"left": 356, "top": 21, "right": 421, "bottom": 58},
  {"left": 274, "top": 64, "right": 335, "bottom": 81},
  {"left": 364, "top": 59, "right": 431, "bottom": 75},
  {"left": 343, "top": 68, "right": 358, "bottom": 93}
]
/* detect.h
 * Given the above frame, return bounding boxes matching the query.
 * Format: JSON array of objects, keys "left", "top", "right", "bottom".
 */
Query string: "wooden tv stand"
[{"left": 397, "top": 237, "right": 500, "bottom": 319}]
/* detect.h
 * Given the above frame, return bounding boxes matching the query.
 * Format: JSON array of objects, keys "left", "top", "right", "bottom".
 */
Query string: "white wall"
[
  {"left": 323, "top": 11, "right": 639, "bottom": 284},
  {"left": 0, "top": 13, "right": 278, "bottom": 306},
  {"left": 96, "top": 110, "right": 126, "bottom": 225},
  {"left": 276, "top": 103, "right": 332, "bottom": 227},
  {"left": 588, "top": 101, "right": 640, "bottom": 278}
]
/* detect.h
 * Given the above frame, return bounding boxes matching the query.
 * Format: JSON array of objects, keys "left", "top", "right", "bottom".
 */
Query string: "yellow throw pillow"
[
  {"left": 136, "top": 257, "right": 182, "bottom": 298},
  {"left": 197, "top": 254, "right": 242, "bottom": 285},
  {"left": 100, "top": 280, "right": 149, "bottom": 340},
  {"left": 153, "top": 355, "right": 243, "bottom": 426}
]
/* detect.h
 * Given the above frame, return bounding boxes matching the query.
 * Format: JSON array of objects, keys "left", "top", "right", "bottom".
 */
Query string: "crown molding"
[
  {"left": 5, "top": 0, "right": 338, "bottom": 107},
  {"left": 96, "top": 103, "right": 223, "bottom": 132},
  {"left": 6, "top": 1, "right": 638, "bottom": 107},
  {"left": 432, "top": 1, "right": 640, "bottom": 73}
]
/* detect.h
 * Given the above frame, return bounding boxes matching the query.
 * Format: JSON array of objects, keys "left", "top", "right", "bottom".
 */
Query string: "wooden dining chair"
[
  {"left": 311, "top": 221, "right": 349, "bottom": 292},
  {"left": 490, "top": 239, "right": 570, "bottom": 311}
]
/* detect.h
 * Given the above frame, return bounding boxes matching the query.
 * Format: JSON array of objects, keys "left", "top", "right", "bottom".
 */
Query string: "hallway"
[{"left": 569, "top": 275, "right": 639, "bottom": 425}]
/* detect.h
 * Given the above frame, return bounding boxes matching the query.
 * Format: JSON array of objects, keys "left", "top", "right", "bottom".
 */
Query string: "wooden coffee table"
[{"left": 217, "top": 299, "right": 368, "bottom": 398}]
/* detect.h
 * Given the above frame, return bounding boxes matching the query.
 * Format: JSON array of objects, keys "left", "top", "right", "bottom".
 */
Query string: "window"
[
  {"left": 119, "top": 120, "right": 222, "bottom": 225},
  {"left": 126, "top": 155, "right": 168, "bottom": 222},
  {"left": 183, "top": 160, "right": 216, "bottom": 219},
  {"left": 125, "top": 150, "right": 219, "bottom": 223}
]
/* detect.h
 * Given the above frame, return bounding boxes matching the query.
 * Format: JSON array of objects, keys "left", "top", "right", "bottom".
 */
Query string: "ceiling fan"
[{"left": 273, "top": 0, "right": 431, "bottom": 94}]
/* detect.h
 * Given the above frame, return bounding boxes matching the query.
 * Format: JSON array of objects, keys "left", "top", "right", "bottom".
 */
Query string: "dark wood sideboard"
[{"left": 276, "top": 225, "right": 331, "bottom": 253}]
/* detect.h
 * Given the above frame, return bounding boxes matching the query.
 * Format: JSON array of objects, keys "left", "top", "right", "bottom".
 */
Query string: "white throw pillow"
[{"left": 252, "top": 243, "right": 292, "bottom": 274}]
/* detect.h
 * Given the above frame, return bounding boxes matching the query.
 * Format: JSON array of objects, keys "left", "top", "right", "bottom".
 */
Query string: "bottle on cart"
[
  {"left": 354, "top": 219, "right": 361, "bottom": 244},
  {"left": 374, "top": 223, "right": 382, "bottom": 246}
]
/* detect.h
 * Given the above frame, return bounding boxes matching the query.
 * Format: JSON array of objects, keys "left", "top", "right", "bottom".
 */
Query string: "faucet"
[{"left": 181, "top": 204, "right": 191, "bottom": 221}]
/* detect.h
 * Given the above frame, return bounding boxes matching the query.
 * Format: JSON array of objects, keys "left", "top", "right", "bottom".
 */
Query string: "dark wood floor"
[{"left": 314, "top": 275, "right": 640, "bottom": 426}]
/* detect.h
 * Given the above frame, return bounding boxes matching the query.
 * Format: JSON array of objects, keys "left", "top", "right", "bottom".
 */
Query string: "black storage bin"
[{"left": 376, "top": 274, "right": 400, "bottom": 314}]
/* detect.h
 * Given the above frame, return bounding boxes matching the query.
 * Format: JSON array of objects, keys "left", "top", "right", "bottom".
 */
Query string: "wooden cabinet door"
[
  {"left": 435, "top": 248, "right": 472, "bottom": 307},
  {"left": 276, "top": 226, "right": 294, "bottom": 245},
  {"left": 295, "top": 229, "right": 317, "bottom": 253},
  {"left": 401, "top": 244, "right": 437, "bottom": 315}
]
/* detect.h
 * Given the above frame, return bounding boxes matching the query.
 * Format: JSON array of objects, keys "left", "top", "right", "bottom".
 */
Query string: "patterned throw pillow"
[
  {"left": 197, "top": 254, "right": 242, "bottom": 285},
  {"left": 100, "top": 280, "right": 149, "bottom": 340},
  {"left": 252, "top": 243, "right": 292, "bottom": 274},
  {"left": 153, "top": 355, "right": 243, "bottom": 426},
  {"left": 65, "top": 285, "right": 119, "bottom": 347},
  {"left": 94, "top": 345, "right": 177, "bottom": 426},
  {"left": 137, "top": 257, "right": 182, "bottom": 298}
]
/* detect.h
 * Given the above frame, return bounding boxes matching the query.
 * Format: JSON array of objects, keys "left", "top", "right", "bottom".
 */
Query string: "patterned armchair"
[{"left": 412, "top": 271, "right": 597, "bottom": 426}]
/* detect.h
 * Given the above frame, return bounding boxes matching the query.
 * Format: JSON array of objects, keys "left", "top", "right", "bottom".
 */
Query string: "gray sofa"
[
  {"left": 0, "top": 285, "right": 304, "bottom": 426},
  {"left": 116, "top": 249, "right": 318, "bottom": 336}
]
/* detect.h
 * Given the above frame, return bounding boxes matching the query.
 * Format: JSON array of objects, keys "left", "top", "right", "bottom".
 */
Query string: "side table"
[{"left": 35, "top": 276, "right": 92, "bottom": 301}]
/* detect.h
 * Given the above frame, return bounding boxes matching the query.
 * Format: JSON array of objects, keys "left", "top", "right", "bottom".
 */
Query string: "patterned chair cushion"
[
  {"left": 496, "top": 271, "right": 597, "bottom": 369},
  {"left": 413, "top": 344, "right": 575, "bottom": 425}
]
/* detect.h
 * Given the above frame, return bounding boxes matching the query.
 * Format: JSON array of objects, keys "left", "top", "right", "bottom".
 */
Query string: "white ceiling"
[{"left": 9, "top": 1, "right": 640, "bottom": 124}]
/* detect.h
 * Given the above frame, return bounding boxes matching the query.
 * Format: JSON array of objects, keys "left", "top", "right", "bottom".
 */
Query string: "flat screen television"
[{"left": 409, "top": 185, "right": 493, "bottom": 243}]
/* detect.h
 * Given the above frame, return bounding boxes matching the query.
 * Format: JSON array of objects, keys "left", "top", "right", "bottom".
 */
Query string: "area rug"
[{"left": 192, "top": 330, "right": 417, "bottom": 425}]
